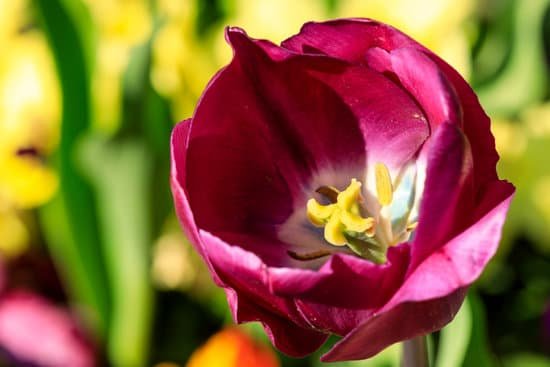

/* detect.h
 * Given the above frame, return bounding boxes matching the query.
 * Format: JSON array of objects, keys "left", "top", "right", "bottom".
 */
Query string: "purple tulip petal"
[
  {"left": 282, "top": 19, "right": 420, "bottom": 62},
  {"left": 309, "top": 64, "right": 429, "bottom": 170},
  {"left": 285, "top": 20, "right": 461, "bottom": 131},
  {"left": 409, "top": 121, "right": 474, "bottom": 268},
  {"left": 321, "top": 288, "right": 467, "bottom": 361},
  {"left": 171, "top": 120, "right": 224, "bottom": 286},
  {"left": 170, "top": 18, "right": 515, "bottom": 362},
  {"left": 185, "top": 29, "right": 364, "bottom": 251},
  {"left": 200, "top": 230, "right": 329, "bottom": 356},
  {"left": 269, "top": 246, "right": 409, "bottom": 310},
  {"left": 180, "top": 28, "right": 430, "bottom": 264},
  {"left": 365, "top": 47, "right": 461, "bottom": 129},
  {"left": 398, "top": 180, "right": 514, "bottom": 302},
  {"left": 267, "top": 246, "right": 409, "bottom": 335},
  {"left": 431, "top": 56, "right": 500, "bottom": 188},
  {"left": 225, "top": 288, "right": 329, "bottom": 357}
]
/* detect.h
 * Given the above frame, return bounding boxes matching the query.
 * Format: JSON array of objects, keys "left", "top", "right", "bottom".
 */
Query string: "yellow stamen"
[
  {"left": 306, "top": 179, "right": 375, "bottom": 246},
  {"left": 375, "top": 162, "right": 393, "bottom": 206},
  {"left": 324, "top": 211, "right": 347, "bottom": 246},
  {"left": 341, "top": 211, "right": 375, "bottom": 233},
  {"left": 306, "top": 199, "right": 335, "bottom": 227},
  {"left": 406, "top": 222, "right": 418, "bottom": 231},
  {"left": 336, "top": 178, "right": 363, "bottom": 210}
]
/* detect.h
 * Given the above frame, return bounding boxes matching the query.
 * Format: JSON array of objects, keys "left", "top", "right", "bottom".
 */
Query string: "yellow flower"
[
  {"left": 337, "top": 0, "right": 473, "bottom": 78},
  {"left": 0, "top": 0, "right": 26, "bottom": 42},
  {"left": 0, "top": 1, "right": 61, "bottom": 256},
  {"left": 0, "top": 32, "right": 60, "bottom": 209},
  {"left": 151, "top": 0, "right": 222, "bottom": 119},
  {"left": 0, "top": 210, "right": 29, "bottom": 258},
  {"left": 83, "top": 0, "right": 152, "bottom": 133}
]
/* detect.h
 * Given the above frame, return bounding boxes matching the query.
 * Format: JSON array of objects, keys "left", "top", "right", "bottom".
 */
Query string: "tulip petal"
[
  {"left": 185, "top": 29, "right": 365, "bottom": 246},
  {"left": 268, "top": 246, "right": 410, "bottom": 335},
  {"left": 284, "top": 20, "right": 461, "bottom": 130},
  {"left": 283, "top": 18, "right": 499, "bottom": 189},
  {"left": 410, "top": 121, "right": 474, "bottom": 268},
  {"left": 431, "top": 56, "right": 500, "bottom": 188},
  {"left": 200, "top": 230, "right": 329, "bottom": 356},
  {"left": 171, "top": 120, "right": 224, "bottom": 286},
  {"left": 269, "top": 246, "right": 409, "bottom": 310},
  {"left": 397, "top": 180, "right": 514, "bottom": 303},
  {"left": 225, "top": 288, "right": 329, "bottom": 357},
  {"left": 322, "top": 179, "right": 513, "bottom": 360},
  {"left": 183, "top": 28, "right": 430, "bottom": 264},
  {"left": 365, "top": 47, "right": 461, "bottom": 129},
  {"left": 308, "top": 63, "right": 429, "bottom": 171},
  {"left": 282, "top": 19, "right": 420, "bottom": 62},
  {"left": 321, "top": 287, "right": 466, "bottom": 361}
]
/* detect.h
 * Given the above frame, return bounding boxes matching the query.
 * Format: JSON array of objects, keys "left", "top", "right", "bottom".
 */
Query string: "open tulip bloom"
[{"left": 170, "top": 19, "right": 514, "bottom": 362}]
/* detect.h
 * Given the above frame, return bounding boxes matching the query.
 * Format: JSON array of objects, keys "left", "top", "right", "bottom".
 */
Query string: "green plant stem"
[{"left": 402, "top": 335, "right": 429, "bottom": 367}]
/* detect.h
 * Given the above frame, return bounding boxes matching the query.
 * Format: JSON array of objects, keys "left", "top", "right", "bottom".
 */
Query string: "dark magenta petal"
[
  {"left": 225, "top": 288, "right": 328, "bottom": 357},
  {"left": 284, "top": 18, "right": 498, "bottom": 188},
  {"left": 308, "top": 64, "right": 429, "bottom": 170},
  {"left": 399, "top": 180, "right": 514, "bottom": 302},
  {"left": 171, "top": 120, "right": 224, "bottom": 286},
  {"left": 199, "top": 230, "right": 328, "bottom": 356},
  {"left": 365, "top": 47, "right": 461, "bottom": 129},
  {"left": 266, "top": 246, "right": 411, "bottom": 336},
  {"left": 268, "top": 247, "right": 409, "bottom": 335},
  {"left": 285, "top": 20, "right": 461, "bottom": 131},
  {"left": 169, "top": 18, "right": 515, "bottom": 362},
  {"left": 269, "top": 246, "right": 409, "bottom": 310},
  {"left": 430, "top": 56, "right": 500, "bottom": 189},
  {"left": 282, "top": 19, "right": 419, "bottom": 62},
  {"left": 410, "top": 122, "right": 475, "bottom": 268},
  {"left": 321, "top": 288, "right": 467, "bottom": 361},
  {"left": 184, "top": 28, "right": 428, "bottom": 257},
  {"left": 185, "top": 28, "right": 365, "bottom": 242}
]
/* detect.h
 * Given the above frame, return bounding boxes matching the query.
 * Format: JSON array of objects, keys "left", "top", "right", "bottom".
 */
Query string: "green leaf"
[
  {"left": 436, "top": 292, "right": 498, "bottom": 367},
  {"left": 34, "top": 0, "right": 111, "bottom": 336},
  {"left": 476, "top": 0, "right": 550, "bottom": 117},
  {"left": 79, "top": 136, "right": 154, "bottom": 367},
  {"left": 502, "top": 354, "right": 550, "bottom": 367},
  {"left": 436, "top": 296, "right": 472, "bottom": 367}
]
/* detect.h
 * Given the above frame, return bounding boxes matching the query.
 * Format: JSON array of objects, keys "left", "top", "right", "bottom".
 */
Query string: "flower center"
[{"left": 305, "top": 162, "right": 419, "bottom": 264}]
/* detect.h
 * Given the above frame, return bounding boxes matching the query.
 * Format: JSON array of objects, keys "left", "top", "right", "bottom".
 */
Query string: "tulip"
[
  {"left": 0, "top": 290, "right": 95, "bottom": 367},
  {"left": 0, "top": 250, "right": 95, "bottom": 367},
  {"left": 171, "top": 19, "right": 514, "bottom": 361}
]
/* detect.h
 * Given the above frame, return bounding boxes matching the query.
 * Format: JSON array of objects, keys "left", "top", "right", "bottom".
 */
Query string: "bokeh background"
[{"left": 1, "top": 0, "right": 550, "bottom": 366}]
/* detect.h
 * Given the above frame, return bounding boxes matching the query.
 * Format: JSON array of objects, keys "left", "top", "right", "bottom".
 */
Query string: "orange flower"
[{"left": 186, "top": 328, "right": 279, "bottom": 367}]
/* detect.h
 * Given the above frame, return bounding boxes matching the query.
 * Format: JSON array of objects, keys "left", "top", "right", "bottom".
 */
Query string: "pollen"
[
  {"left": 306, "top": 179, "right": 375, "bottom": 247},
  {"left": 375, "top": 162, "right": 393, "bottom": 206}
]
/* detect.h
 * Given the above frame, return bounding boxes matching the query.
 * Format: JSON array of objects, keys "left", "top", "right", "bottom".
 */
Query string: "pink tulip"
[
  {"left": 0, "top": 290, "right": 95, "bottom": 367},
  {"left": 170, "top": 19, "right": 514, "bottom": 361}
]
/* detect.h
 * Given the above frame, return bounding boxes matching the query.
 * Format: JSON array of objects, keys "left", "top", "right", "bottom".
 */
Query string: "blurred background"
[{"left": 0, "top": 0, "right": 549, "bottom": 366}]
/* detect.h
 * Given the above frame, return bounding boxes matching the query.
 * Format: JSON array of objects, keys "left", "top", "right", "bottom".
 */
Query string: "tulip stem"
[{"left": 401, "top": 335, "right": 429, "bottom": 367}]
